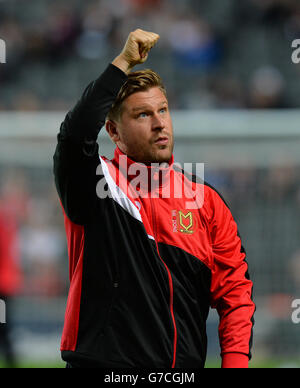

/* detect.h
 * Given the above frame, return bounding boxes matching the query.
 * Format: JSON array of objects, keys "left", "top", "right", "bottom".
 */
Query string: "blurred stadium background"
[{"left": 0, "top": 0, "right": 300, "bottom": 368}]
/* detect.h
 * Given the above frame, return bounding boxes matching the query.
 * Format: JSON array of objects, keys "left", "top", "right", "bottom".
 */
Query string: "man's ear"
[{"left": 105, "top": 120, "right": 120, "bottom": 144}]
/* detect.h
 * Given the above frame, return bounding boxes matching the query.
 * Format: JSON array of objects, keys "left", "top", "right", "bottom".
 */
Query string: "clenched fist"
[{"left": 112, "top": 29, "right": 160, "bottom": 74}]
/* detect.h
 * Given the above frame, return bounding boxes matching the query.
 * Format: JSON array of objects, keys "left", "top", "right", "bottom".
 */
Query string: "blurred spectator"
[
  {"left": 250, "top": 0, "right": 294, "bottom": 24},
  {"left": 125, "top": 0, "right": 163, "bottom": 13},
  {"left": 0, "top": 170, "right": 28, "bottom": 367},
  {"left": 262, "top": 165, "right": 297, "bottom": 201},
  {"left": 289, "top": 249, "right": 300, "bottom": 295},
  {"left": 0, "top": 19, "right": 25, "bottom": 83},
  {"left": 248, "top": 66, "right": 287, "bottom": 109},
  {"left": 167, "top": 14, "right": 222, "bottom": 73},
  {"left": 21, "top": 196, "right": 66, "bottom": 298},
  {"left": 11, "top": 92, "right": 41, "bottom": 112},
  {"left": 75, "top": 2, "right": 111, "bottom": 60},
  {"left": 0, "top": 212, "right": 20, "bottom": 367},
  {"left": 210, "top": 76, "right": 246, "bottom": 108},
  {"left": 44, "top": 5, "right": 81, "bottom": 62},
  {"left": 284, "top": 2, "right": 300, "bottom": 40}
]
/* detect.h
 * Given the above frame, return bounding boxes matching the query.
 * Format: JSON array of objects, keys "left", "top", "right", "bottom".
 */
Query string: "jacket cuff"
[{"left": 221, "top": 353, "right": 249, "bottom": 368}]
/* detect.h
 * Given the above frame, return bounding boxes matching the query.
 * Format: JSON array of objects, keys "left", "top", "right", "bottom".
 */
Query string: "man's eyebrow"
[
  {"left": 132, "top": 105, "right": 151, "bottom": 112},
  {"left": 131, "top": 101, "right": 168, "bottom": 112}
]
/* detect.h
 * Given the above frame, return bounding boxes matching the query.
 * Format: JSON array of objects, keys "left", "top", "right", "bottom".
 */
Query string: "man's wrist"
[{"left": 112, "top": 55, "right": 133, "bottom": 75}]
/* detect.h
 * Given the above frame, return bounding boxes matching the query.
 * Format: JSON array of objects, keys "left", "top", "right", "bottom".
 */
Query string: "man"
[
  {"left": 54, "top": 29, "right": 255, "bottom": 368},
  {"left": 0, "top": 180, "right": 23, "bottom": 368},
  {"left": 0, "top": 211, "right": 19, "bottom": 368}
]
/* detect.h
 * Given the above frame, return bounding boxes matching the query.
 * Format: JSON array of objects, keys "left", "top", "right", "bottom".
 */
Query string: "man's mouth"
[{"left": 154, "top": 136, "right": 169, "bottom": 146}]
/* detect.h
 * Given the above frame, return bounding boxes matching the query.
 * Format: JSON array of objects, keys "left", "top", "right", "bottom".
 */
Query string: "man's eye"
[
  {"left": 160, "top": 108, "right": 166, "bottom": 114},
  {"left": 139, "top": 112, "right": 148, "bottom": 118}
]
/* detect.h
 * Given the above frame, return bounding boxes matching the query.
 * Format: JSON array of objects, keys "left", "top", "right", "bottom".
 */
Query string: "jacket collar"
[{"left": 112, "top": 147, "right": 174, "bottom": 195}]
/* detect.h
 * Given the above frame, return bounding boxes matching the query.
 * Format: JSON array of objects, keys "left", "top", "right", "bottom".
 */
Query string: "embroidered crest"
[{"left": 172, "top": 210, "right": 195, "bottom": 235}]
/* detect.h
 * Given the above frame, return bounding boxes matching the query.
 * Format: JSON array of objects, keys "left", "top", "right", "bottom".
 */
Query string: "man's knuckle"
[{"left": 131, "top": 30, "right": 139, "bottom": 37}]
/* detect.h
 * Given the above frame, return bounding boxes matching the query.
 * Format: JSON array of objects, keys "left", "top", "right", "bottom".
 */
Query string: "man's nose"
[{"left": 151, "top": 113, "right": 165, "bottom": 130}]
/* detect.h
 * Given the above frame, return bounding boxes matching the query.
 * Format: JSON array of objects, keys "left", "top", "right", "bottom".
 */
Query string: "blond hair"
[{"left": 107, "top": 69, "right": 167, "bottom": 122}]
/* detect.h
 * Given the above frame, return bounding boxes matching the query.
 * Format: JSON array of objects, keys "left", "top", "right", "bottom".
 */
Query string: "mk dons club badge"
[{"left": 172, "top": 210, "right": 195, "bottom": 235}]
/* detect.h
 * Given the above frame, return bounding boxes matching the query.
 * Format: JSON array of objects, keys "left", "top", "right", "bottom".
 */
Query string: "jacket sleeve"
[
  {"left": 209, "top": 191, "right": 255, "bottom": 368},
  {"left": 53, "top": 64, "right": 128, "bottom": 225}
]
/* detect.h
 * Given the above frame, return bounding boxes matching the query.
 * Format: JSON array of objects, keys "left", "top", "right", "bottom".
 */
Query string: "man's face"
[{"left": 107, "top": 87, "right": 174, "bottom": 164}]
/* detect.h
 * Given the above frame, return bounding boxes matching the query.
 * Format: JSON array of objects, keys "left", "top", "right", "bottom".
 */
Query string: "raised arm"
[{"left": 53, "top": 30, "right": 160, "bottom": 225}]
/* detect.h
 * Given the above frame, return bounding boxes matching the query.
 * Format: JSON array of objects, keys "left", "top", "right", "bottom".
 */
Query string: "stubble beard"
[{"left": 140, "top": 141, "right": 174, "bottom": 165}]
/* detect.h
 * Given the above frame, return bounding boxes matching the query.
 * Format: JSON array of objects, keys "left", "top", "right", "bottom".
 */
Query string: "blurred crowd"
[{"left": 0, "top": 0, "right": 300, "bottom": 111}]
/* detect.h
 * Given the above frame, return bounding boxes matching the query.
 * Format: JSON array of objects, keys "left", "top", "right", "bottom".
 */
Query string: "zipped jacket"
[{"left": 54, "top": 64, "right": 255, "bottom": 368}]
